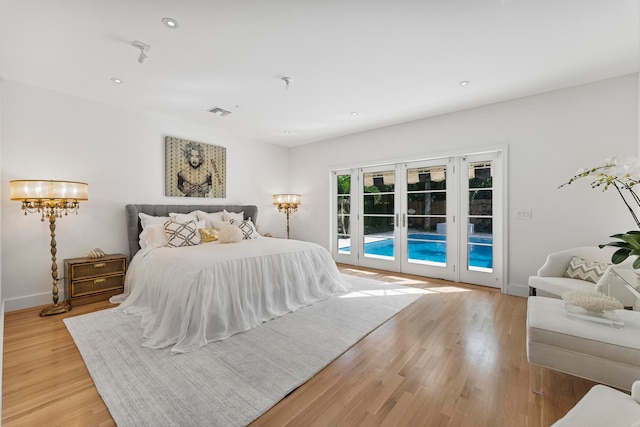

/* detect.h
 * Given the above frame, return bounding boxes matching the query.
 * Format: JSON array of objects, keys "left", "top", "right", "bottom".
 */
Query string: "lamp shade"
[
  {"left": 10, "top": 180, "right": 88, "bottom": 201},
  {"left": 273, "top": 194, "right": 301, "bottom": 206}
]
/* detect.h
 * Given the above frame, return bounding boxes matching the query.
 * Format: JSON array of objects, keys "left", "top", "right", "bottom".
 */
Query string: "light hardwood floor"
[{"left": 3, "top": 265, "right": 596, "bottom": 426}]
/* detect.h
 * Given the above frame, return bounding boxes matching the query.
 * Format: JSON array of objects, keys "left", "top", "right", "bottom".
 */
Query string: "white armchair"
[
  {"left": 552, "top": 380, "right": 640, "bottom": 426},
  {"left": 528, "top": 246, "right": 637, "bottom": 308}
]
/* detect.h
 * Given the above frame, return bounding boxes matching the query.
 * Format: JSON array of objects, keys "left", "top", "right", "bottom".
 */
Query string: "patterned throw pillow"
[
  {"left": 164, "top": 220, "right": 202, "bottom": 247},
  {"left": 563, "top": 256, "right": 611, "bottom": 283},
  {"left": 230, "top": 219, "right": 259, "bottom": 240},
  {"left": 199, "top": 228, "right": 219, "bottom": 243}
]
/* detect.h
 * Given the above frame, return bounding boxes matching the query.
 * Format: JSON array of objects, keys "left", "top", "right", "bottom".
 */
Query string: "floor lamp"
[
  {"left": 273, "top": 194, "right": 301, "bottom": 239},
  {"left": 10, "top": 179, "right": 89, "bottom": 317}
]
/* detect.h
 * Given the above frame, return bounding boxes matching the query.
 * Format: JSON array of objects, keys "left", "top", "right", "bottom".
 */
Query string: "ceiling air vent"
[{"left": 207, "top": 107, "right": 231, "bottom": 117}]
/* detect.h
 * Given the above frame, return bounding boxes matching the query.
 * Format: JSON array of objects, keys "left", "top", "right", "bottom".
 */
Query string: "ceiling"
[{"left": 0, "top": 0, "right": 638, "bottom": 147}]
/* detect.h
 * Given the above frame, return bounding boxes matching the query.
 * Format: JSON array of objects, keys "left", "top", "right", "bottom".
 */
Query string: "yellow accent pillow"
[{"left": 199, "top": 228, "right": 219, "bottom": 243}]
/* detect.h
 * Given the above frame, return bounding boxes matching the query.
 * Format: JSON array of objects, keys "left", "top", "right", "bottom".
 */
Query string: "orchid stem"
[{"left": 614, "top": 184, "right": 640, "bottom": 228}]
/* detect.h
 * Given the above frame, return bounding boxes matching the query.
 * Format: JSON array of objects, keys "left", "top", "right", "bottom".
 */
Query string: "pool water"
[{"left": 350, "top": 234, "right": 493, "bottom": 269}]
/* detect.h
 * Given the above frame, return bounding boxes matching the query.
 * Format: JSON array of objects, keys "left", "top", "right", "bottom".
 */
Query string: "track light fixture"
[{"left": 132, "top": 40, "right": 151, "bottom": 64}]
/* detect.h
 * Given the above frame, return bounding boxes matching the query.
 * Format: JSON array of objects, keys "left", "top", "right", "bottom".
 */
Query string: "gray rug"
[{"left": 64, "top": 275, "right": 426, "bottom": 427}]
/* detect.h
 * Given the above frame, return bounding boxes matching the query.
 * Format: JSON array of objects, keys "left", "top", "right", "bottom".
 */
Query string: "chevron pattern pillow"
[
  {"left": 230, "top": 218, "right": 259, "bottom": 239},
  {"left": 563, "top": 256, "right": 611, "bottom": 283},
  {"left": 164, "top": 220, "right": 202, "bottom": 247}
]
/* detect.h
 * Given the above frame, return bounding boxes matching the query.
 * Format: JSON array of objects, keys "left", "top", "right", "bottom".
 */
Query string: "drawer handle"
[
  {"left": 94, "top": 278, "right": 106, "bottom": 284},
  {"left": 94, "top": 263, "right": 106, "bottom": 268}
]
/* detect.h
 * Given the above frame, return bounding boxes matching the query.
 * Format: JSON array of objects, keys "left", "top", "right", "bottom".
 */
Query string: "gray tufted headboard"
[{"left": 126, "top": 204, "right": 258, "bottom": 260}]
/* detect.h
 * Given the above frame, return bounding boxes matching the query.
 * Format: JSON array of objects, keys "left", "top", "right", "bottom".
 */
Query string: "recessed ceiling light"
[
  {"left": 351, "top": 112, "right": 358, "bottom": 116},
  {"left": 459, "top": 80, "right": 471, "bottom": 86},
  {"left": 284, "top": 131, "right": 290, "bottom": 135},
  {"left": 162, "top": 17, "right": 179, "bottom": 28},
  {"left": 110, "top": 78, "right": 123, "bottom": 84}
]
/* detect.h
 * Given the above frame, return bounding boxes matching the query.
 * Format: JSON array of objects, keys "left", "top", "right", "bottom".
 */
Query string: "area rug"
[{"left": 64, "top": 275, "right": 426, "bottom": 427}]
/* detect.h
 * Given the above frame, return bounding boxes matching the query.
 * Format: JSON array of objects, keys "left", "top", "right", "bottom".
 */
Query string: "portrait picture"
[{"left": 165, "top": 136, "right": 226, "bottom": 198}]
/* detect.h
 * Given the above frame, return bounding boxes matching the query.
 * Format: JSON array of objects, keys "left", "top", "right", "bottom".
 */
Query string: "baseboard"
[
  {"left": 3, "top": 291, "right": 66, "bottom": 312},
  {"left": 506, "top": 282, "right": 529, "bottom": 297}
]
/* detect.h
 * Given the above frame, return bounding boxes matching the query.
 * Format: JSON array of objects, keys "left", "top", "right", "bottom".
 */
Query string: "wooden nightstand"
[{"left": 64, "top": 254, "right": 128, "bottom": 306}]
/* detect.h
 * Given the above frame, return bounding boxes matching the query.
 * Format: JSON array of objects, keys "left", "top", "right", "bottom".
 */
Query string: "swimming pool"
[{"left": 343, "top": 234, "right": 493, "bottom": 269}]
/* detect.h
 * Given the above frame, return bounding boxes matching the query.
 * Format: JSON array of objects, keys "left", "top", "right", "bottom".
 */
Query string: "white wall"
[
  {"left": 0, "top": 81, "right": 290, "bottom": 310},
  {"left": 289, "top": 74, "right": 639, "bottom": 296},
  {"left": 0, "top": 77, "right": 4, "bottom": 418}
]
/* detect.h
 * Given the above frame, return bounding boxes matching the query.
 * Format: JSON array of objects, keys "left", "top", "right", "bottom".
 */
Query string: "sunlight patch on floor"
[
  {"left": 340, "top": 285, "right": 472, "bottom": 298},
  {"left": 380, "top": 276, "right": 429, "bottom": 286},
  {"left": 339, "top": 288, "right": 431, "bottom": 298},
  {"left": 342, "top": 268, "right": 378, "bottom": 276}
]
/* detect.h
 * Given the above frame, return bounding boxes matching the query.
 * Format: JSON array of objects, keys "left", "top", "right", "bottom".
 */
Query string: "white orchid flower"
[{"left": 561, "top": 156, "right": 640, "bottom": 228}]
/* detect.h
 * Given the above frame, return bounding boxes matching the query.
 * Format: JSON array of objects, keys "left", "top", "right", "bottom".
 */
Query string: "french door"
[
  {"left": 400, "top": 158, "right": 456, "bottom": 280},
  {"left": 357, "top": 165, "right": 401, "bottom": 272},
  {"left": 331, "top": 151, "right": 503, "bottom": 289},
  {"left": 458, "top": 153, "right": 502, "bottom": 287}
]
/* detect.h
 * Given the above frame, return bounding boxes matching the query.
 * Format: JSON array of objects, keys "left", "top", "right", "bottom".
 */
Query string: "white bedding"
[{"left": 111, "top": 238, "right": 350, "bottom": 354}]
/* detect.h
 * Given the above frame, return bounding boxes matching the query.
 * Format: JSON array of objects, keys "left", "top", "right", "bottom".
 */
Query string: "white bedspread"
[{"left": 111, "top": 238, "right": 350, "bottom": 354}]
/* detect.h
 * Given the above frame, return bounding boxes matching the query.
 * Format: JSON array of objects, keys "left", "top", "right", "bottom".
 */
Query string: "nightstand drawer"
[
  {"left": 70, "top": 258, "right": 126, "bottom": 280},
  {"left": 71, "top": 274, "right": 125, "bottom": 297}
]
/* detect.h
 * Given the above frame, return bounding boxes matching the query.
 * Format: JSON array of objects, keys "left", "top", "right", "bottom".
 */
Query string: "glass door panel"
[
  {"left": 406, "top": 165, "right": 447, "bottom": 266},
  {"left": 467, "top": 161, "right": 493, "bottom": 272},
  {"left": 336, "top": 174, "right": 352, "bottom": 255},
  {"left": 358, "top": 166, "right": 401, "bottom": 271},
  {"left": 362, "top": 169, "right": 396, "bottom": 260},
  {"left": 332, "top": 170, "right": 358, "bottom": 265}
]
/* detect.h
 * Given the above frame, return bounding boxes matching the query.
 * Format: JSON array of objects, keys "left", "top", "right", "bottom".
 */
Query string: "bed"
[{"left": 113, "top": 204, "right": 349, "bottom": 354}]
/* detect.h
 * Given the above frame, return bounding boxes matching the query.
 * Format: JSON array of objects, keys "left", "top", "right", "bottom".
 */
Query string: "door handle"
[
  {"left": 395, "top": 213, "right": 399, "bottom": 227},
  {"left": 403, "top": 213, "right": 406, "bottom": 228}
]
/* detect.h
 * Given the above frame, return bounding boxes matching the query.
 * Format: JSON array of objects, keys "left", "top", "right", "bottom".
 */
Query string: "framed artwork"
[{"left": 165, "top": 136, "right": 226, "bottom": 198}]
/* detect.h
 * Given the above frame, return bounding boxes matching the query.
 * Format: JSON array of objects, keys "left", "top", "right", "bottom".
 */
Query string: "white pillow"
[
  {"left": 218, "top": 223, "right": 243, "bottom": 243},
  {"left": 195, "top": 210, "right": 223, "bottom": 221},
  {"left": 139, "top": 213, "right": 170, "bottom": 230},
  {"left": 169, "top": 212, "right": 199, "bottom": 223},
  {"left": 195, "top": 210, "right": 228, "bottom": 229},
  {"left": 139, "top": 229, "right": 148, "bottom": 249},
  {"left": 230, "top": 218, "right": 260, "bottom": 240},
  {"left": 164, "top": 220, "right": 203, "bottom": 247},
  {"left": 223, "top": 209, "right": 244, "bottom": 222},
  {"left": 139, "top": 223, "right": 170, "bottom": 248}
]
